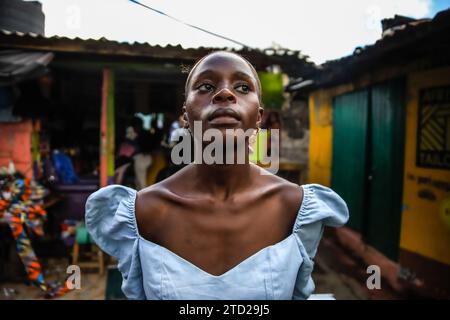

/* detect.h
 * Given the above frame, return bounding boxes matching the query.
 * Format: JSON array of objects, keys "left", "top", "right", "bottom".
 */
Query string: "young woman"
[{"left": 85, "top": 51, "right": 349, "bottom": 300}]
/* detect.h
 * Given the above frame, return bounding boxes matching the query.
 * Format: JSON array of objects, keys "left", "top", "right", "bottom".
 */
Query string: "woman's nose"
[{"left": 213, "top": 88, "right": 237, "bottom": 104}]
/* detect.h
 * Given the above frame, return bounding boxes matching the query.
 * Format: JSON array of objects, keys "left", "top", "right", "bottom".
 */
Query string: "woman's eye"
[
  {"left": 197, "top": 83, "right": 214, "bottom": 92},
  {"left": 236, "top": 84, "right": 250, "bottom": 93}
]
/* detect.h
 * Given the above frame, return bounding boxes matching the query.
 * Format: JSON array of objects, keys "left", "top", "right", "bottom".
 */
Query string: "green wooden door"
[
  {"left": 367, "top": 79, "right": 405, "bottom": 261},
  {"left": 331, "top": 80, "right": 405, "bottom": 261},
  {"left": 331, "top": 90, "right": 369, "bottom": 232}
]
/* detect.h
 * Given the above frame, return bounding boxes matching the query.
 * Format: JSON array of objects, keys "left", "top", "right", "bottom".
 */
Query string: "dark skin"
[{"left": 136, "top": 52, "right": 303, "bottom": 276}]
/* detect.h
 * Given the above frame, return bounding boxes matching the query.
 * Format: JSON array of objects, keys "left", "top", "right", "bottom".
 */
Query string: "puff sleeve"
[
  {"left": 292, "top": 184, "right": 349, "bottom": 300},
  {"left": 85, "top": 184, "right": 145, "bottom": 299}
]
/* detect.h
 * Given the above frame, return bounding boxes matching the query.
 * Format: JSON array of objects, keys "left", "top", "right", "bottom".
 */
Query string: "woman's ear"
[
  {"left": 256, "top": 107, "right": 264, "bottom": 128},
  {"left": 182, "top": 105, "right": 189, "bottom": 128}
]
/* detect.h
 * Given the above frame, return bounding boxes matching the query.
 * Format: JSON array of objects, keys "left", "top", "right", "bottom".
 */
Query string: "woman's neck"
[{"left": 192, "top": 162, "right": 253, "bottom": 201}]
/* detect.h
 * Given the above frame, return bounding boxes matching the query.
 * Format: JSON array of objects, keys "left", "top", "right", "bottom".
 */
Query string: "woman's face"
[{"left": 183, "top": 52, "right": 263, "bottom": 136}]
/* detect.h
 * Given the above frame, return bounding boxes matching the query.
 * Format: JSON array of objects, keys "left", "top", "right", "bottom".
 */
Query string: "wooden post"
[
  {"left": 107, "top": 70, "right": 115, "bottom": 185},
  {"left": 100, "top": 69, "right": 115, "bottom": 187}
]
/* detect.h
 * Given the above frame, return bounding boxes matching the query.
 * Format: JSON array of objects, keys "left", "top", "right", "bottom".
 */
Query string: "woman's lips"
[{"left": 208, "top": 115, "right": 240, "bottom": 125}]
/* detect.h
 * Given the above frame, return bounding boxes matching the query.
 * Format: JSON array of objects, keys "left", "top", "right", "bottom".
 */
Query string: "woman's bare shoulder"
[
  {"left": 250, "top": 164, "right": 304, "bottom": 217},
  {"left": 136, "top": 165, "right": 191, "bottom": 205},
  {"left": 135, "top": 166, "right": 194, "bottom": 238},
  {"left": 135, "top": 182, "right": 173, "bottom": 239}
]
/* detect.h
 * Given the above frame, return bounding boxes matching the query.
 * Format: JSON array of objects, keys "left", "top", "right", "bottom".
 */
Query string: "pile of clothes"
[{"left": 0, "top": 171, "right": 70, "bottom": 298}]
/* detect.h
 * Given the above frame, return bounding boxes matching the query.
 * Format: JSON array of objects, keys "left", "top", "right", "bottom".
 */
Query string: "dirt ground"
[
  {"left": 312, "top": 233, "right": 404, "bottom": 300},
  {"left": 0, "top": 262, "right": 107, "bottom": 300}
]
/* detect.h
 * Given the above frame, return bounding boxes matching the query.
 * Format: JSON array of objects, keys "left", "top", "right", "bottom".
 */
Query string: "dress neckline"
[{"left": 138, "top": 232, "right": 297, "bottom": 278}]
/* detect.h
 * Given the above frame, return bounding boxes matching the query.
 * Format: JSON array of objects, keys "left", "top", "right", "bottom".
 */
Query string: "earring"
[
  {"left": 182, "top": 113, "right": 192, "bottom": 135},
  {"left": 249, "top": 127, "right": 259, "bottom": 153},
  {"left": 183, "top": 123, "right": 192, "bottom": 136}
]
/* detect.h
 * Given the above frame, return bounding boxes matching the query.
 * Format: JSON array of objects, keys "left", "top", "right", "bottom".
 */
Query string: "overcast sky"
[{"left": 34, "top": 0, "right": 449, "bottom": 64}]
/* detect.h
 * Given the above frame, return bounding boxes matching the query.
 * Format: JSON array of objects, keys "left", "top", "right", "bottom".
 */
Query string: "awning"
[{"left": 0, "top": 50, "right": 54, "bottom": 84}]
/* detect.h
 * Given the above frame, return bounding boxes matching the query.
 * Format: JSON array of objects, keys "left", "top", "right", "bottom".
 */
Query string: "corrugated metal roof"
[
  {"left": 0, "top": 30, "right": 317, "bottom": 77},
  {"left": 287, "top": 8, "right": 450, "bottom": 91}
]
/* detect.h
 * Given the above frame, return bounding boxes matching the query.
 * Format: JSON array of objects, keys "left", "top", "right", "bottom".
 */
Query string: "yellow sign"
[{"left": 417, "top": 86, "right": 450, "bottom": 169}]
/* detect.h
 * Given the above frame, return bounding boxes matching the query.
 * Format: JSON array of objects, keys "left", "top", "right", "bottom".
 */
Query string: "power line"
[{"left": 128, "top": 0, "right": 253, "bottom": 49}]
